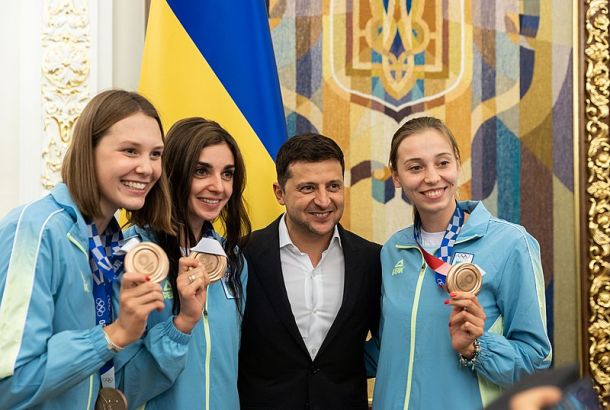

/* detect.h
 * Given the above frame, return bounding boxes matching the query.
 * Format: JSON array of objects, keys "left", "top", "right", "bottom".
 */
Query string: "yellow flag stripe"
[{"left": 139, "top": 0, "right": 282, "bottom": 230}]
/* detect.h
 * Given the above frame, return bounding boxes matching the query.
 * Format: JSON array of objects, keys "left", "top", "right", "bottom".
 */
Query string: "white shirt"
[
  {"left": 278, "top": 215, "right": 345, "bottom": 359},
  {"left": 420, "top": 229, "right": 444, "bottom": 253}
]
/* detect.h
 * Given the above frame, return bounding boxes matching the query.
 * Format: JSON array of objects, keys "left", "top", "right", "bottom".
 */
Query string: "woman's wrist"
[
  {"left": 459, "top": 342, "right": 476, "bottom": 359},
  {"left": 103, "top": 322, "right": 130, "bottom": 348},
  {"left": 458, "top": 339, "right": 481, "bottom": 370},
  {"left": 173, "top": 313, "right": 198, "bottom": 334}
]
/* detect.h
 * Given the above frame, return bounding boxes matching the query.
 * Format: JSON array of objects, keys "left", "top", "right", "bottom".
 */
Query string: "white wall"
[
  {"left": 113, "top": 0, "right": 146, "bottom": 91},
  {"left": 0, "top": 0, "right": 145, "bottom": 216},
  {"left": 0, "top": 1, "right": 22, "bottom": 215}
]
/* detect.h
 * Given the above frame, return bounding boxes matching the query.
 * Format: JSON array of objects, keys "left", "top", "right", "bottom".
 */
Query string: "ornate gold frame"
[{"left": 582, "top": 0, "right": 610, "bottom": 407}]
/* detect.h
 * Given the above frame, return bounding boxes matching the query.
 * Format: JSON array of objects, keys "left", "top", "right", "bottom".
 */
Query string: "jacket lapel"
[
  {"left": 253, "top": 218, "right": 310, "bottom": 356},
  {"left": 316, "top": 225, "right": 360, "bottom": 356}
]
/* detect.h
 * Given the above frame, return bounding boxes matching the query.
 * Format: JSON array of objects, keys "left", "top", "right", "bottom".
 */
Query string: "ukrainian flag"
[{"left": 140, "top": 0, "right": 287, "bottom": 229}]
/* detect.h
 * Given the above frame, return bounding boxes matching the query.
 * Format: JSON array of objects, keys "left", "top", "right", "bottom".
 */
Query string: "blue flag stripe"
[{"left": 166, "top": 0, "right": 287, "bottom": 159}]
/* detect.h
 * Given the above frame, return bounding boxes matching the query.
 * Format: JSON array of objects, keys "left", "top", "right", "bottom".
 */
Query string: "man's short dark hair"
[{"left": 275, "top": 133, "right": 345, "bottom": 188}]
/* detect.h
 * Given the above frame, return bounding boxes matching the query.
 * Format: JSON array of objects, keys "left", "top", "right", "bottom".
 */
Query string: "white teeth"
[
  {"left": 200, "top": 198, "right": 220, "bottom": 204},
  {"left": 123, "top": 181, "right": 146, "bottom": 190},
  {"left": 312, "top": 212, "right": 330, "bottom": 217},
  {"left": 423, "top": 189, "right": 444, "bottom": 198}
]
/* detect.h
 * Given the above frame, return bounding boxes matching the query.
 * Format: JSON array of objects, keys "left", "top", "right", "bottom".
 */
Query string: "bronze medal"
[
  {"left": 95, "top": 387, "right": 128, "bottom": 410},
  {"left": 446, "top": 263, "right": 482, "bottom": 294},
  {"left": 124, "top": 242, "right": 169, "bottom": 283},
  {"left": 190, "top": 251, "right": 227, "bottom": 282}
]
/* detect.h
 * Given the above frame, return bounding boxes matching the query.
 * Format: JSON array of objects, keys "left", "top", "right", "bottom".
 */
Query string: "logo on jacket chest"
[
  {"left": 163, "top": 281, "right": 173, "bottom": 300},
  {"left": 392, "top": 259, "right": 404, "bottom": 275},
  {"left": 453, "top": 252, "right": 474, "bottom": 264}
]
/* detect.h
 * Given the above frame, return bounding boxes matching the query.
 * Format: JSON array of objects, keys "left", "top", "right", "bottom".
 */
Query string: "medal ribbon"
[
  {"left": 413, "top": 204, "right": 464, "bottom": 287},
  {"left": 87, "top": 219, "right": 124, "bottom": 387}
]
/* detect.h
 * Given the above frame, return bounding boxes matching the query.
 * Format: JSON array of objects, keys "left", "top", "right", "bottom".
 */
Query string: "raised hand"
[
  {"left": 104, "top": 272, "right": 165, "bottom": 347},
  {"left": 446, "top": 291, "right": 486, "bottom": 358},
  {"left": 173, "top": 256, "right": 210, "bottom": 334}
]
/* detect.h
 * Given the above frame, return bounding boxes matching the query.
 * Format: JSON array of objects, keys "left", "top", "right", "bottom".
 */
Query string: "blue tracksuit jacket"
[
  {"left": 367, "top": 201, "right": 551, "bottom": 409},
  {"left": 0, "top": 183, "right": 190, "bottom": 409},
  {"left": 125, "top": 226, "right": 247, "bottom": 410}
]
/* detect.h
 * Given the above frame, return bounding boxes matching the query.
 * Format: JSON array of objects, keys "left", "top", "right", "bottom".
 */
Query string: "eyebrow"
[
  {"left": 403, "top": 152, "right": 453, "bottom": 163},
  {"left": 196, "top": 162, "right": 235, "bottom": 169},
  {"left": 118, "top": 140, "right": 164, "bottom": 150},
  {"left": 296, "top": 180, "right": 343, "bottom": 188}
]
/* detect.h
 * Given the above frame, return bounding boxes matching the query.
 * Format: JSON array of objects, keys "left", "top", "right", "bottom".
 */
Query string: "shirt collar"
[
  {"left": 278, "top": 214, "right": 342, "bottom": 251},
  {"left": 395, "top": 200, "right": 490, "bottom": 247}
]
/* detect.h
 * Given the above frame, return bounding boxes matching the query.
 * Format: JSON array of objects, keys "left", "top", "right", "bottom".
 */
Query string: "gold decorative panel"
[{"left": 41, "top": 0, "right": 90, "bottom": 189}]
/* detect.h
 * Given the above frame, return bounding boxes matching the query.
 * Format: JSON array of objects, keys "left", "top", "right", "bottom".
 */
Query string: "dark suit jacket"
[{"left": 238, "top": 216, "right": 381, "bottom": 410}]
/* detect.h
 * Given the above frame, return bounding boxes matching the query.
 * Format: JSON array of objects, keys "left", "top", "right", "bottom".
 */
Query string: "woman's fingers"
[
  {"left": 178, "top": 256, "right": 200, "bottom": 275},
  {"left": 446, "top": 292, "right": 486, "bottom": 322},
  {"left": 114, "top": 274, "right": 165, "bottom": 344},
  {"left": 177, "top": 267, "right": 210, "bottom": 293},
  {"left": 121, "top": 271, "right": 150, "bottom": 288}
]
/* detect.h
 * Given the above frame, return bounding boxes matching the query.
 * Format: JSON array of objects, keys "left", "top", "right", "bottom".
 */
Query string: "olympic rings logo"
[{"left": 95, "top": 298, "right": 106, "bottom": 316}]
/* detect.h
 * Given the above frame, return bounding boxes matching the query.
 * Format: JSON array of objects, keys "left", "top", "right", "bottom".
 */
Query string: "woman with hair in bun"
[{"left": 368, "top": 116, "right": 552, "bottom": 409}]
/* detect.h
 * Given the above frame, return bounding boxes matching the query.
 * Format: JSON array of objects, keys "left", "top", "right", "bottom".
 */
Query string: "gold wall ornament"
[
  {"left": 328, "top": 0, "right": 461, "bottom": 112},
  {"left": 362, "top": 0, "right": 430, "bottom": 99},
  {"left": 584, "top": 0, "right": 610, "bottom": 406},
  {"left": 41, "top": 0, "right": 90, "bottom": 190}
]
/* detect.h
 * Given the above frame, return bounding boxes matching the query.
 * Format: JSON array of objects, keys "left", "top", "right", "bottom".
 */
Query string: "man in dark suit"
[{"left": 238, "top": 133, "right": 381, "bottom": 410}]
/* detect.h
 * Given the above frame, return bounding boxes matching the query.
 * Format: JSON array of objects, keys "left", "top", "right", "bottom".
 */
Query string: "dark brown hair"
[
  {"left": 155, "top": 117, "right": 251, "bottom": 314},
  {"left": 61, "top": 89, "right": 172, "bottom": 232},
  {"left": 275, "top": 133, "right": 345, "bottom": 189}
]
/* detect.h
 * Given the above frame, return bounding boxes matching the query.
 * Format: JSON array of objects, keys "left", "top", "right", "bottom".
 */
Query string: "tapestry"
[{"left": 269, "top": 0, "right": 574, "bottom": 344}]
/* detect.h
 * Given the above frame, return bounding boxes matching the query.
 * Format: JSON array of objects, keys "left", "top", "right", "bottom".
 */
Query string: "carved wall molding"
[
  {"left": 40, "top": 0, "right": 91, "bottom": 189},
  {"left": 584, "top": 0, "right": 610, "bottom": 407}
]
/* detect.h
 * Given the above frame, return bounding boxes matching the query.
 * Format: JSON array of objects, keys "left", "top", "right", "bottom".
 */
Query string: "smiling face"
[
  {"left": 187, "top": 143, "right": 235, "bottom": 237},
  {"left": 94, "top": 112, "right": 164, "bottom": 228},
  {"left": 273, "top": 159, "right": 344, "bottom": 248},
  {"left": 391, "top": 128, "right": 461, "bottom": 231}
]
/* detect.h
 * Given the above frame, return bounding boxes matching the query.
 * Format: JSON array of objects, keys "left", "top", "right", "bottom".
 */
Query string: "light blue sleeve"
[
  {"left": 0, "top": 215, "right": 114, "bottom": 408},
  {"left": 114, "top": 316, "right": 191, "bottom": 408},
  {"left": 475, "top": 232, "right": 552, "bottom": 387},
  {"left": 114, "top": 225, "right": 191, "bottom": 407}
]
